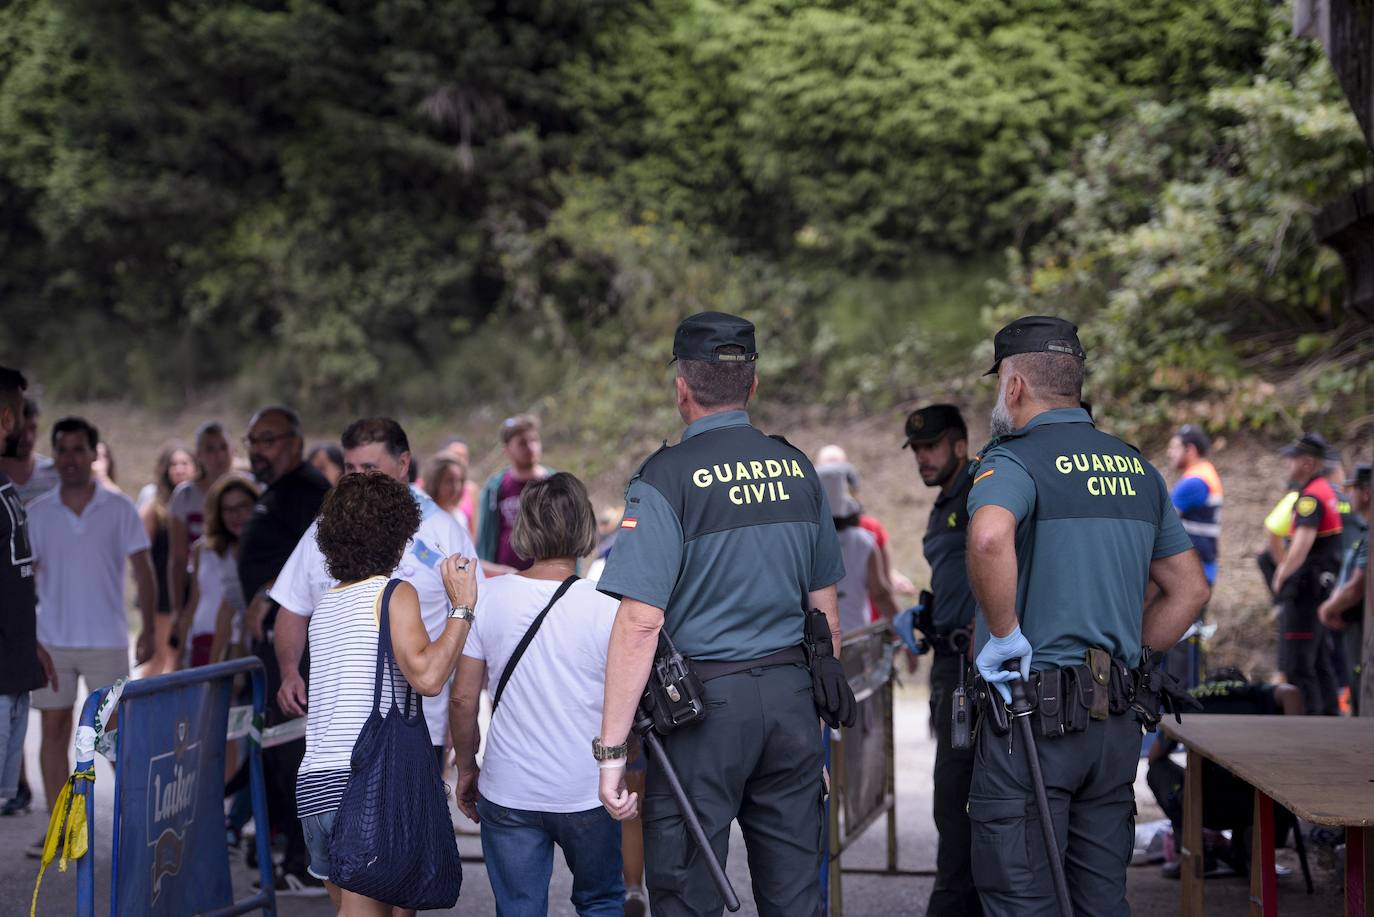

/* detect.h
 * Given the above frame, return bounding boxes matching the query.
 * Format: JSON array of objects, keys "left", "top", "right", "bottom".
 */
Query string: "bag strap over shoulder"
[
  {"left": 491, "top": 576, "right": 578, "bottom": 714},
  {"left": 372, "top": 578, "right": 414, "bottom": 716}
]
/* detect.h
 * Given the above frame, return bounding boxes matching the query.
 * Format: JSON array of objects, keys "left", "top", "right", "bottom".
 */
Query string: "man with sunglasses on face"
[{"left": 236, "top": 404, "right": 331, "bottom": 897}]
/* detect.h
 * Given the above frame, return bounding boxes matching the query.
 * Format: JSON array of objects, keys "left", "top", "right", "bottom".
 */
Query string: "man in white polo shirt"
[
  {"left": 27, "top": 416, "right": 157, "bottom": 840},
  {"left": 272, "top": 417, "right": 482, "bottom": 766}
]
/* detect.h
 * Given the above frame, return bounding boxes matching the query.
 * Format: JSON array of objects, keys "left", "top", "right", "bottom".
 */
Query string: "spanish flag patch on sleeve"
[{"left": 621, "top": 518, "right": 638, "bottom": 529}]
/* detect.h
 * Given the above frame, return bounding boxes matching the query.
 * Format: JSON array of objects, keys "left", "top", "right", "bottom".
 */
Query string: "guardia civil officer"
[
  {"left": 902, "top": 404, "right": 982, "bottom": 917},
  {"left": 966, "top": 316, "right": 1209, "bottom": 916},
  {"left": 595, "top": 311, "right": 848, "bottom": 917}
]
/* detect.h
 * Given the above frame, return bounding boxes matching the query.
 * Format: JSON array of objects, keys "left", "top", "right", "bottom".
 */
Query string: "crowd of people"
[{"left": 0, "top": 306, "right": 1369, "bottom": 917}]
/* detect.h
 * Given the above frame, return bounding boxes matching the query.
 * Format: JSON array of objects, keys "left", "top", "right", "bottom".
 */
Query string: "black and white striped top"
[{"left": 295, "top": 576, "right": 406, "bottom": 817}]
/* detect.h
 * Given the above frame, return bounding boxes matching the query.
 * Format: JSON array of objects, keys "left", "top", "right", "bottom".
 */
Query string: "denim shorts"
[{"left": 300, "top": 809, "right": 337, "bottom": 881}]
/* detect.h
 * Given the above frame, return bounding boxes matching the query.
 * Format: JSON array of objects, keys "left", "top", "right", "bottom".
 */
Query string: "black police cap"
[
  {"left": 986, "top": 315, "right": 1086, "bottom": 376},
  {"left": 1345, "top": 464, "right": 1371, "bottom": 489},
  {"left": 670, "top": 311, "right": 758, "bottom": 364},
  {"left": 1279, "top": 431, "right": 1332, "bottom": 459},
  {"left": 902, "top": 404, "right": 966, "bottom": 449}
]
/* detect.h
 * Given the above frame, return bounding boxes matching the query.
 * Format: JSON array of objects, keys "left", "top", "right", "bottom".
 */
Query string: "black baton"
[
  {"left": 1004, "top": 662, "right": 1072, "bottom": 917},
  {"left": 634, "top": 715, "right": 741, "bottom": 912}
]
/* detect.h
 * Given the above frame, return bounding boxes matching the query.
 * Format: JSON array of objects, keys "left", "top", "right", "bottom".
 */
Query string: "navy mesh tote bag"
[{"left": 329, "top": 579, "right": 462, "bottom": 909}]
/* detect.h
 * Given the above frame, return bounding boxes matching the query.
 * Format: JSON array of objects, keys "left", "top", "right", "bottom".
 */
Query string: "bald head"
[{"left": 816, "top": 444, "right": 848, "bottom": 467}]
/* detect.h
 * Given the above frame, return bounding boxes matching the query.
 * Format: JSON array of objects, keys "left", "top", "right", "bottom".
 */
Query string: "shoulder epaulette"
[
  {"left": 970, "top": 432, "right": 1022, "bottom": 472},
  {"left": 628, "top": 440, "right": 671, "bottom": 486},
  {"left": 767, "top": 433, "right": 805, "bottom": 455}
]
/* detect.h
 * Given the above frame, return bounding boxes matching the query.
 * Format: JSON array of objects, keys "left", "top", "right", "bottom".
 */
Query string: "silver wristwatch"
[{"left": 448, "top": 603, "right": 475, "bottom": 623}]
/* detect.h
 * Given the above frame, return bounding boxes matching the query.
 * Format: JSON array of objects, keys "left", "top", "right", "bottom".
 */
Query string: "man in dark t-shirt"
[
  {"left": 475, "top": 414, "right": 554, "bottom": 571},
  {"left": 236, "top": 404, "right": 330, "bottom": 897},
  {"left": 0, "top": 367, "right": 54, "bottom": 810},
  {"left": 1147, "top": 670, "right": 1303, "bottom": 877}
]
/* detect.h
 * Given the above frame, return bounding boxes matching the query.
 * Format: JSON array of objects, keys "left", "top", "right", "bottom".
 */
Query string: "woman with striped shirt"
[{"left": 295, "top": 472, "right": 477, "bottom": 916}]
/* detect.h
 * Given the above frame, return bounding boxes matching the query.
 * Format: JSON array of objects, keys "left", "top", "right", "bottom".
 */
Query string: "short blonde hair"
[{"left": 511, "top": 472, "right": 597, "bottom": 562}]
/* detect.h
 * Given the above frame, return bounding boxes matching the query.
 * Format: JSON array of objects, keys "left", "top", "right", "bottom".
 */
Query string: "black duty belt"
[
  {"left": 972, "top": 656, "right": 1135, "bottom": 740},
  {"left": 927, "top": 627, "right": 973, "bottom": 657},
  {"left": 693, "top": 645, "right": 808, "bottom": 682}
]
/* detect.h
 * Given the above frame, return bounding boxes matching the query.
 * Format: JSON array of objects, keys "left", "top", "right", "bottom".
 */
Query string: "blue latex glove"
[
  {"left": 976, "top": 626, "right": 1033, "bottom": 705},
  {"left": 892, "top": 605, "right": 927, "bottom": 656}
]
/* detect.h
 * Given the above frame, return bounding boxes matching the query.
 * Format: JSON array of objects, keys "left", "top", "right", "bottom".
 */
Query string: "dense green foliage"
[
  {"left": 0, "top": 0, "right": 1365, "bottom": 440},
  {"left": 565, "top": 0, "right": 1272, "bottom": 263},
  {"left": 995, "top": 28, "right": 1373, "bottom": 436}
]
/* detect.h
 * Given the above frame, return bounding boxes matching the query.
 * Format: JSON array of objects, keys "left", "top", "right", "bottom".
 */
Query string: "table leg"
[
  {"left": 1348, "top": 825, "right": 1374, "bottom": 917},
  {"left": 1182, "top": 750, "right": 1205, "bottom": 917},
  {"left": 1249, "top": 790, "right": 1277, "bottom": 917}
]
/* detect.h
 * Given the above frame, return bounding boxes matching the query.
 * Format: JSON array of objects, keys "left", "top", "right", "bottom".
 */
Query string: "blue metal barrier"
[{"left": 72, "top": 658, "right": 276, "bottom": 917}]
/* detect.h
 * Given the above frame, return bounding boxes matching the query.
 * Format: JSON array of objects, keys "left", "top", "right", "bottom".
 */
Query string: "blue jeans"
[
  {"left": 0, "top": 693, "right": 30, "bottom": 799},
  {"left": 477, "top": 796, "right": 624, "bottom": 917}
]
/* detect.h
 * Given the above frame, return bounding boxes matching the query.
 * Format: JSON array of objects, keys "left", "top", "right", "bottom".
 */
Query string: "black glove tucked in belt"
[{"left": 804, "top": 608, "right": 857, "bottom": 728}]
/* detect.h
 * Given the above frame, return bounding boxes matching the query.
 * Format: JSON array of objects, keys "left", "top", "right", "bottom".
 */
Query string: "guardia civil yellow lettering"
[
  {"left": 728, "top": 481, "right": 792, "bottom": 505},
  {"left": 691, "top": 457, "right": 806, "bottom": 506},
  {"left": 1054, "top": 452, "right": 1145, "bottom": 497}
]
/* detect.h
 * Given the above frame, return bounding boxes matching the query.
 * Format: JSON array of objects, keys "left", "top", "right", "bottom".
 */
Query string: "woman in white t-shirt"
[
  {"left": 424, "top": 453, "right": 470, "bottom": 532},
  {"left": 175, "top": 474, "right": 258, "bottom": 667},
  {"left": 294, "top": 472, "right": 476, "bottom": 913},
  {"left": 449, "top": 472, "right": 624, "bottom": 917}
]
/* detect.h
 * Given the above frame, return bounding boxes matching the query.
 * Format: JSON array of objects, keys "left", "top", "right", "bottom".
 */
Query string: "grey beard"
[{"left": 989, "top": 395, "right": 1015, "bottom": 438}]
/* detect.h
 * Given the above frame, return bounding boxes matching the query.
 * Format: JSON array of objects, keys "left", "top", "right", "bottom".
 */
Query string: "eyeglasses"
[{"left": 242, "top": 432, "right": 295, "bottom": 449}]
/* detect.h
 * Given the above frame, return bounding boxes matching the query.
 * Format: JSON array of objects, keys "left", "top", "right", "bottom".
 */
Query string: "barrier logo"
[{"left": 146, "top": 717, "right": 200, "bottom": 902}]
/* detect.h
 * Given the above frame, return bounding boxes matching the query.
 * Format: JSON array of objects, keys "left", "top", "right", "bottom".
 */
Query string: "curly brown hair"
[{"left": 315, "top": 472, "right": 420, "bottom": 582}]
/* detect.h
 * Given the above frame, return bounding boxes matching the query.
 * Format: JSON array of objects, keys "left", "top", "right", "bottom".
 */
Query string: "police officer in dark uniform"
[
  {"left": 1271, "top": 432, "right": 1345, "bottom": 715},
  {"left": 902, "top": 403, "right": 981, "bottom": 917},
  {"left": 965, "top": 316, "right": 1209, "bottom": 916},
  {"left": 594, "top": 311, "right": 847, "bottom": 917}
]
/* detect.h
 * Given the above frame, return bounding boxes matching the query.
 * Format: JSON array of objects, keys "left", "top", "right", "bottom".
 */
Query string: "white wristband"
[{"left": 598, "top": 759, "right": 627, "bottom": 770}]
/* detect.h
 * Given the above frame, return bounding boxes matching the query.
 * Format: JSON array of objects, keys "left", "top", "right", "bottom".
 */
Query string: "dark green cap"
[
  {"left": 1279, "top": 432, "right": 1330, "bottom": 459},
  {"left": 901, "top": 404, "right": 966, "bottom": 449},
  {"left": 1345, "top": 464, "right": 1371, "bottom": 489},
  {"left": 671, "top": 311, "right": 758, "bottom": 365},
  {"left": 986, "top": 315, "right": 1086, "bottom": 375}
]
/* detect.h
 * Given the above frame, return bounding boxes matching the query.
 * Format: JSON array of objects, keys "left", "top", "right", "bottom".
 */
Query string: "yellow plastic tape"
[{"left": 30, "top": 767, "right": 95, "bottom": 917}]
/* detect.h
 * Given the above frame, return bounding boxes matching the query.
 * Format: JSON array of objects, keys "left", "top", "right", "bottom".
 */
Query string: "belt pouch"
[
  {"left": 1063, "top": 666, "right": 1090, "bottom": 734},
  {"left": 974, "top": 678, "right": 1011, "bottom": 737},
  {"left": 1085, "top": 648, "right": 1111, "bottom": 721},
  {"left": 1108, "top": 660, "right": 1131, "bottom": 715},
  {"left": 1035, "top": 669, "right": 1064, "bottom": 738}
]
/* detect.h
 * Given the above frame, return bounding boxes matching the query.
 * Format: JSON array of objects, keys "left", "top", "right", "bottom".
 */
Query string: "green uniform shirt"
[
  {"left": 923, "top": 460, "right": 977, "bottom": 633},
  {"left": 966, "top": 408, "right": 1193, "bottom": 669},
  {"left": 597, "top": 410, "right": 845, "bottom": 661}
]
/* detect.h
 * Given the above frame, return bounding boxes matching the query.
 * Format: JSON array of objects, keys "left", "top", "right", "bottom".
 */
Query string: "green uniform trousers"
[
  {"left": 929, "top": 653, "right": 982, "bottom": 916},
  {"left": 968, "top": 709, "right": 1140, "bottom": 917},
  {"left": 643, "top": 662, "right": 824, "bottom": 917}
]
